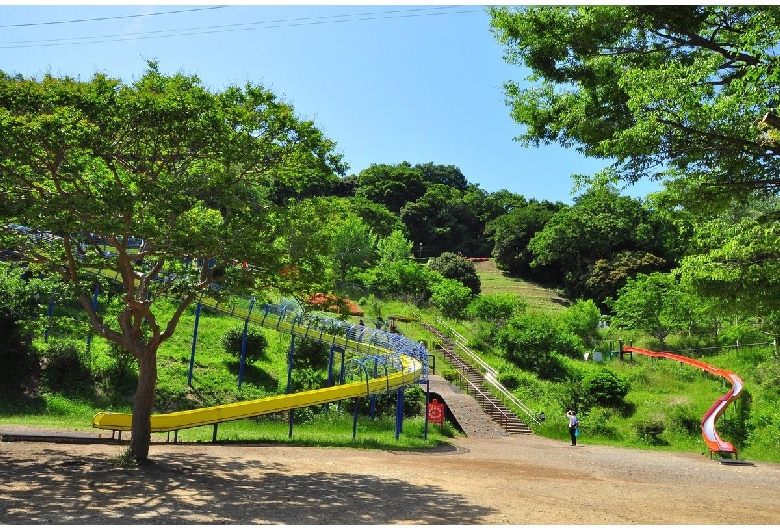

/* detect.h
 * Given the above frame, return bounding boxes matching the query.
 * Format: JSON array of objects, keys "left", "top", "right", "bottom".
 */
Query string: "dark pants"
[{"left": 569, "top": 426, "right": 577, "bottom": 445}]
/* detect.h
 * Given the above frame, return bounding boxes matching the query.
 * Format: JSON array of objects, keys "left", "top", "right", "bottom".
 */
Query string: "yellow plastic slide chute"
[
  {"left": 93, "top": 355, "right": 421, "bottom": 432},
  {"left": 93, "top": 303, "right": 427, "bottom": 433}
]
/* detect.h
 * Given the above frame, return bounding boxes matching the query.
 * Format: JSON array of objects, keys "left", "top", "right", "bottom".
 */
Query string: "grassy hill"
[
  {"left": 3, "top": 258, "right": 777, "bottom": 463},
  {"left": 471, "top": 259, "right": 568, "bottom": 313}
]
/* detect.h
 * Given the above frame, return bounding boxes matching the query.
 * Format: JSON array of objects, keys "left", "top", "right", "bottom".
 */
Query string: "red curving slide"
[{"left": 622, "top": 345, "right": 743, "bottom": 458}]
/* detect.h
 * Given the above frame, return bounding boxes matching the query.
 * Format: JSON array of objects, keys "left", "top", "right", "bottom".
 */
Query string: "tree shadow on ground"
[{"left": 0, "top": 447, "right": 495, "bottom": 524}]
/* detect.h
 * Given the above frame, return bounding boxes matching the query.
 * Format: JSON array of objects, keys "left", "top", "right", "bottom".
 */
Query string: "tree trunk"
[{"left": 129, "top": 349, "right": 157, "bottom": 463}]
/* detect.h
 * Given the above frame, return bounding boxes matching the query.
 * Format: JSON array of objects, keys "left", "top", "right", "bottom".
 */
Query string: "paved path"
[{"left": 422, "top": 375, "right": 507, "bottom": 438}]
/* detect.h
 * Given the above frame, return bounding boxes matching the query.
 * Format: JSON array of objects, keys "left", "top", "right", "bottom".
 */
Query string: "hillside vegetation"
[{"left": 1, "top": 259, "right": 777, "bottom": 463}]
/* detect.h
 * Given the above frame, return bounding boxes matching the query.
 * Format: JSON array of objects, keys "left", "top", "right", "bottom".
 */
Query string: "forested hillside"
[{"left": 3, "top": 6, "right": 780, "bottom": 463}]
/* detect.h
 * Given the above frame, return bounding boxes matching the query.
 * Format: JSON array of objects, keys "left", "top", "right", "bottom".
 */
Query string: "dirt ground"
[{"left": 2, "top": 427, "right": 780, "bottom": 525}]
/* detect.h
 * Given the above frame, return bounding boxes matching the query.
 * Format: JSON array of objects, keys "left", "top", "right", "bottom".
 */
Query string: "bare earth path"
[{"left": 2, "top": 428, "right": 780, "bottom": 525}]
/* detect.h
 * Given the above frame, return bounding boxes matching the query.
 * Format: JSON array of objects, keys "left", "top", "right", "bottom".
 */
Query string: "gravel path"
[{"left": 2, "top": 426, "right": 780, "bottom": 525}]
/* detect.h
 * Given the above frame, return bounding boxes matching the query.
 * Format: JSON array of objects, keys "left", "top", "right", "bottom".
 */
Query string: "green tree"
[
  {"left": 607, "top": 272, "right": 694, "bottom": 348},
  {"left": 376, "top": 230, "right": 413, "bottom": 267},
  {"left": 496, "top": 312, "right": 582, "bottom": 379},
  {"left": 528, "top": 186, "right": 673, "bottom": 303},
  {"left": 329, "top": 214, "right": 377, "bottom": 285},
  {"left": 485, "top": 200, "right": 561, "bottom": 279},
  {"left": 558, "top": 299, "right": 602, "bottom": 350},
  {"left": 355, "top": 162, "right": 426, "bottom": 213},
  {"left": 401, "top": 184, "right": 483, "bottom": 257},
  {"left": 430, "top": 278, "right": 474, "bottom": 320},
  {"left": 489, "top": 6, "right": 780, "bottom": 207},
  {"left": 358, "top": 261, "right": 440, "bottom": 304},
  {"left": 0, "top": 65, "right": 344, "bottom": 463},
  {"left": 678, "top": 217, "right": 780, "bottom": 347},
  {"left": 427, "top": 252, "right": 481, "bottom": 295},
  {"left": 414, "top": 161, "right": 469, "bottom": 190}
]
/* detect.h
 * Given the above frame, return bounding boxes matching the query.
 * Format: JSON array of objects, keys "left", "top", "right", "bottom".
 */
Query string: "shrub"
[
  {"left": 427, "top": 252, "right": 481, "bottom": 295},
  {"left": 430, "top": 278, "right": 473, "bottom": 319},
  {"left": 668, "top": 402, "right": 700, "bottom": 435},
  {"left": 42, "top": 339, "right": 91, "bottom": 395},
  {"left": 581, "top": 369, "right": 630, "bottom": 408},
  {"left": 634, "top": 419, "right": 666, "bottom": 444},
  {"left": 583, "top": 407, "right": 619, "bottom": 438},
  {"left": 496, "top": 313, "right": 581, "bottom": 378},
  {"left": 221, "top": 325, "right": 269, "bottom": 364},
  {"left": 466, "top": 293, "right": 526, "bottom": 325},
  {"left": 440, "top": 367, "right": 461, "bottom": 384}
]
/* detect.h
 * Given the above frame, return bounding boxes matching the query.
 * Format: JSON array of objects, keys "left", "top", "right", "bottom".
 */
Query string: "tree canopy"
[
  {"left": 489, "top": 6, "right": 780, "bottom": 207},
  {"left": 0, "top": 64, "right": 344, "bottom": 462}
]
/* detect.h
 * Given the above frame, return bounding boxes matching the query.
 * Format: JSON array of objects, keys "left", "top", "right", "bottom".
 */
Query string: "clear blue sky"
[{"left": 0, "top": 3, "right": 659, "bottom": 204}]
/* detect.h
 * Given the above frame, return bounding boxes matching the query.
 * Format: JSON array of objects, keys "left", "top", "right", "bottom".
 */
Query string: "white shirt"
[{"left": 567, "top": 413, "right": 578, "bottom": 427}]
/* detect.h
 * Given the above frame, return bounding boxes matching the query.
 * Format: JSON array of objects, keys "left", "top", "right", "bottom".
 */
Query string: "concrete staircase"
[{"left": 417, "top": 319, "right": 533, "bottom": 435}]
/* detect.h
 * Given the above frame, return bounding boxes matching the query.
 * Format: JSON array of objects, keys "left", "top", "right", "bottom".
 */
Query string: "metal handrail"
[{"left": 416, "top": 313, "right": 540, "bottom": 426}]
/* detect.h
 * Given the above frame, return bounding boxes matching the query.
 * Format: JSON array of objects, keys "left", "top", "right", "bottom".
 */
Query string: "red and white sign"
[{"left": 427, "top": 398, "right": 445, "bottom": 424}]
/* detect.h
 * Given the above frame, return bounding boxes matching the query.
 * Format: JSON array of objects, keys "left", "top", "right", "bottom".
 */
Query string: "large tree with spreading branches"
[
  {"left": 489, "top": 6, "right": 780, "bottom": 209},
  {"left": 0, "top": 63, "right": 344, "bottom": 463}
]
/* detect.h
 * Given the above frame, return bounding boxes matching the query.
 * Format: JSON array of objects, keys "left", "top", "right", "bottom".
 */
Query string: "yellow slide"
[{"left": 93, "top": 302, "right": 427, "bottom": 433}]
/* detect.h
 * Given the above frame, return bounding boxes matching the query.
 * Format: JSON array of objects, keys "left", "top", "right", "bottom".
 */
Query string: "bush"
[
  {"left": 582, "top": 407, "right": 619, "bottom": 438},
  {"left": 581, "top": 369, "right": 630, "bottom": 408},
  {"left": 668, "top": 403, "right": 701, "bottom": 435},
  {"left": 466, "top": 293, "right": 526, "bottom": 325},
  {"left": 221, "top": 325, "right": 268, "bottom": 364},
  {"left": 42, "top": 339, "right": 91, "bottom": 395},
  {"left": 496, "top": 313, "right": 581, "bottom": 378},
  {"left": 430, "top": 278, "right": 473, "bottom": 319},
  {"left": 634, "top": 419, "right": 666, "bottom": 444},
  {"left": 427, "top": 252, "right": 481, "bottom": 295},
  {"left": 440, "top": 367, "right": 461, "bottom": 384}
]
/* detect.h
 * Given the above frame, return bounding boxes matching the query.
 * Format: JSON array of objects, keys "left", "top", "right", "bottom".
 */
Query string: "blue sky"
[{"left": 0, "top": 4, "right": 660, "bottom": 204}]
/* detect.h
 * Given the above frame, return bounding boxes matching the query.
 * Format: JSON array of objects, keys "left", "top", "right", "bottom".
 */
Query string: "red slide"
[{"left": 623, "top": 345, "right": 743, "bottom": 458}]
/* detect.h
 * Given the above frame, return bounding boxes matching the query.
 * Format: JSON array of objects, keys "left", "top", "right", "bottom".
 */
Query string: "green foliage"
[
  {"left": 558, "top": 299, "right": 601, "bottom": 349},
  {"left": 581, "top": 369, "right": 630, "bottom": 408},
  {"left": 633, "top": 419, "right": 666, "bottom": 445},
  {"left": 466, "top": 293, "right": 526, "bottom": 325},
  {"left": 439, "top": 367, "right": 461, "bottom": 384},
  {"left": 581, "top": 407, "right": 619, "bottom": 438},
  {"left": 348, "top": 385, "right": 425, "bottom": 418},
  {"left": 427, "top": 252, "right": 481, "bottom": 295},
  {"left": 0, "top": 262, "right": 54, "bottom": 397},
  {"left": 496, "top": 312, "right": 582, "bottom": 378},
  {"left": 376, "top": 229, "right": 414, "bottom": 266},
  {"left": 667, "top": 402, "right": 701, "bottom": 435},
  {"left": 485, "top": 199, "right": 562, "bottom": 280},
  {"left": 0, "top": 65, "right": 346, "bottom": 461},
  {"left": 527, "top": 186, "right": 675, "bottom": 303},
  {"left": 608, "top": 272, "right": 693, "bottom": 347},
  {"left": 489, "top": 6, "right": 780, "bottom": 208},
  {"left": 430, "top": 278, "right": 474, "bottom": 320},
  {"left": 328, "top": 213, "right": 377, "bottom": 284},
  {"left": 41, "top": 339, "right": 92, "bottom": 397},
  {"left": 718, "top": 323, "right": 770, "bottom": 347},
  {"left": 111, "top": 447, "right": 140, "bottom": 468},
  {"left": 221, "top": 325, "right": 269, "bottom": 364},
  {"left": 357, "top": 261, "right": 440, "bottom": 304}
]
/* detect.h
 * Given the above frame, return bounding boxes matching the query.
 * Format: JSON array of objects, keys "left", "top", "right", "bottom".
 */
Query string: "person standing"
[{"left": 566, "top": 410, "right": 579, "bottom": 446}]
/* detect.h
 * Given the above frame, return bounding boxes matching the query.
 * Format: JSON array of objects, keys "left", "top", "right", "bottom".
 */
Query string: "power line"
[
  {"left": 0, "top": 6, "right": 228, "bottom": 29},
  {"left": 0, "top": 6, "right": 482, "bottom": 49}
]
